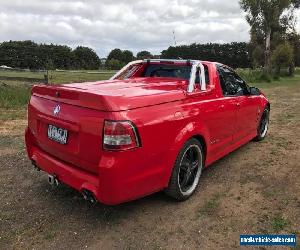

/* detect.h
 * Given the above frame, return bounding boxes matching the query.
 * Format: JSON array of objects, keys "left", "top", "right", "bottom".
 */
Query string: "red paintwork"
[{"left": 25, "top": 61, "right": 269, "bottom": 205}]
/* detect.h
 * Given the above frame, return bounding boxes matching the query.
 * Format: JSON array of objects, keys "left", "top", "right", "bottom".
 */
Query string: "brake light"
[{"left": 103, "top": 120, "right": 140, "bottom": 151}]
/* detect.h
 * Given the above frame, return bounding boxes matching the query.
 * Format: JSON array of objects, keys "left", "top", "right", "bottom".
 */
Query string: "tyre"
[
  {"left": 165, "top": 138, "right": 204, "bottom": 201},
  {"left": 254, "top": 107, "right": 270, "bottom": 141}
]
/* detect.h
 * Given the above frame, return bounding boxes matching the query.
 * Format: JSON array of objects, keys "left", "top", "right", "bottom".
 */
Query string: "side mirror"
[{"left": 249, "top": 87, "right": 260, "bottom": 96}]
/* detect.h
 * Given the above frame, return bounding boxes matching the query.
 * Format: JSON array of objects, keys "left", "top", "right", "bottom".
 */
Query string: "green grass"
[
  {"left": 271, "top": 216, "right": 290, "bottom": 233},
  {"left": 0, "top": 69, "right": 115, "bottom": 84},
  {"left": 253, "top": 74, "right": 300, "bottom": 89},
  {"left": 237, "top": 68, "right": 300, "bottom": 86},
  {"left": 0, "top": 83, "right": 31, "bottom": 108},
  {"left": 0, "top": 70, "right": 115, "bottom": 109},
  {"left": 0, "top": 70, "right": 44, "bottom": 79}
]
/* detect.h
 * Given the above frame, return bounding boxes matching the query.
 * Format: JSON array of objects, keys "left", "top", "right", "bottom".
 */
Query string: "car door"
[
  {"left": 202, "top": 66, "right": 237, "bottom": 158},
  {"left": 218, "top": 66, "right": 259, "bottom": 143},
  {"left": 233, "top": 73, "right": 260, "bottom": 142}
]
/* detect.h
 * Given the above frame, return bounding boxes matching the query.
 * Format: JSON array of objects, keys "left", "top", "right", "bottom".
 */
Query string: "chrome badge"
[{"left": 53, "top": 104, "right": 61, "bottom": 116}]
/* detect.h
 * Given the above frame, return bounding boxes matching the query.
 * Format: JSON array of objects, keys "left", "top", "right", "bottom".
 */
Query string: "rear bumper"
[
  {"left": 26, "top": 127, "right": 119, "bottom": 205},
  {"left": 25, "top": 127, "right": 170, "bottom": 205}
]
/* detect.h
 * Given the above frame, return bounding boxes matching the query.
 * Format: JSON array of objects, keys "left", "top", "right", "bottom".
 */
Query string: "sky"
[{"left": 0, "top": 0, "right": 300, "bottom": 57}]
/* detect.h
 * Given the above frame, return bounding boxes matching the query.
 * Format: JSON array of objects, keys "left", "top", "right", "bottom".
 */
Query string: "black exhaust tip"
[{"left": 82, "top": 189, "right": 97, "bottom": 203}]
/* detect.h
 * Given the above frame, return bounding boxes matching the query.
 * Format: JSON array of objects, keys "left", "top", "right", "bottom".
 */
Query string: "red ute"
[{"left": 25, "top": 59, "right": 270, "bottom": 205}]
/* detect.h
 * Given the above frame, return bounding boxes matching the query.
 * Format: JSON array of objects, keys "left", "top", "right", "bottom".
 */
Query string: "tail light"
[{"left": 103, "top": 120, "right": 140, "bottom": 151}]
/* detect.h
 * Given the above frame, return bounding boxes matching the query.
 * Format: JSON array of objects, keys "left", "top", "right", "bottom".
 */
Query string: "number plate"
[{"left": 47, "top": 124, "right": 68, "bottom": 144}]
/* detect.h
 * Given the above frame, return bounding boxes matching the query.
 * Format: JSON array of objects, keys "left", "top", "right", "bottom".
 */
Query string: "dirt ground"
[{"left": 0, "top": 81, "right": 299, "bottom": 250}]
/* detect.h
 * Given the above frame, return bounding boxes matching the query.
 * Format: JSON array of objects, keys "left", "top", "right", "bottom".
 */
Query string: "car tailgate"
[{"left": 28, "top": 94, "right": 107, "bottom": 175}]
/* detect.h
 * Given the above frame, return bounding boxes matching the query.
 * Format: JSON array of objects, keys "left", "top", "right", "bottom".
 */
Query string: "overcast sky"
[{"left": 0, "top": 0, "right": 300, "bottom": 57}]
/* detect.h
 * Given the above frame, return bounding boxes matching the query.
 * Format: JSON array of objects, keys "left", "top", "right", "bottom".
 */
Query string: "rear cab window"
[{"left": 118, "top": 63, "right": 209, "bottom": 82}]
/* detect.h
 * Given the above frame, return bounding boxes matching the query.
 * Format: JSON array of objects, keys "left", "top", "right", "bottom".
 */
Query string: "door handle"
[
  {"left": 219, "top": 104, "right": 225, "bottom": 109},
  {"left": 236, "top": 103, "right": 241, "bottom": 107}
]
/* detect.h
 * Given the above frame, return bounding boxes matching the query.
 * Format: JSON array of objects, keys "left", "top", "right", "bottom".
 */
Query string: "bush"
[
  {"left": 236, "top": 68, "right": 265, "bottom": 83},
  {"left": 236, "top": 68, "right": 290, "bottom": 83}
]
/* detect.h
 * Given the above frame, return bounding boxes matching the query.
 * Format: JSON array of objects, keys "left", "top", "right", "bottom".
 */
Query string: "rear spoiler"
[{"left": 110, "top": 59, "right": 207, "bottom": 93}]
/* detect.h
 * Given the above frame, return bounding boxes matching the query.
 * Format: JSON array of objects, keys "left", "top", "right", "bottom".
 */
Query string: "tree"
[
  {"left": 107, "top": 48, "right": 124, "bottom": 62},
  {"left": 240, "top": 0, "right": 299, "bottom": 74},
  {"left": 122, "top": 50, "right": 134, "bottom": 64},
  {"left": 271, "top": 42, "right": 294, "bottom": 74},
  {"left": 288, "top": 32, "right": 300, "bottom": 67},
  {"left": 72, "top": 46, "right": 100, "bottom": 69},
  {"left": 106, "top": 59, "right": 123, "bottom": 70},
  {"left": 252, "top": 45, "right": 264, "bottom": 68},
  {"left": 106, "top": 48, "right": 134, "bottom": 67},
  {"left": 136, "top": 50, "right": 152, "bottom": 60},
  {"left": 292, "top": 0, "right": 300, "bottom": 7}
]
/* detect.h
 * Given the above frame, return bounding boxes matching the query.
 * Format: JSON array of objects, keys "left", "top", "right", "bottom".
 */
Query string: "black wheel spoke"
[
  {"left": 178, "top": 145, "right": 202, "bottom": 193},
  {"left": 181, "top": 171, "right": 191, "bottom": 187},
  {"left": 190, "top": 161, "right": 199, "bottom": 171},
  {"left": 188, "top": 148, "right": 193, "bottom": 161},
  {"left": 180, "top": 158, "right": 190, "bottom": 172}
]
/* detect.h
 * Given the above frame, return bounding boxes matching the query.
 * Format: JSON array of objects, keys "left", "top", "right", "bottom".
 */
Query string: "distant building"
[{"left": 0, "top": 65, "right": 12, "bottom": 69}]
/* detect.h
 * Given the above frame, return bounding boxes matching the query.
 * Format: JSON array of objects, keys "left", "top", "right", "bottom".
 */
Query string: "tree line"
[
  {"left": 160, "top": 42, "right": 251, "bottom": 68},
  {"left": 1, "top": 18, "right": 300, "bottom": 73},
  {"left": 0, "top": 40, "right": 101, "bottom": 70},
  {"left": 105, "top": 43, "right": 253, "bottom": 69}
]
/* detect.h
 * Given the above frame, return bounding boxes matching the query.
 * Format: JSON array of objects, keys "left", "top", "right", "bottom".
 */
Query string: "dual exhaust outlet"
[
  {"left": 47, "top": 174, "right": 97, "bottom": 203},
  {"left": 33, "top": 161, "right": 97, "bottom": 203}
]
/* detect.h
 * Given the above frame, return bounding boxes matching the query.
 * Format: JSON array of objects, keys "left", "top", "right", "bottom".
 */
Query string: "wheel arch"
[
  {"left": 170, "top": 121, "right": 209, "bottom": 161},
  {"left": 191, "top": 134, "right": 207, "bottom": 166}
]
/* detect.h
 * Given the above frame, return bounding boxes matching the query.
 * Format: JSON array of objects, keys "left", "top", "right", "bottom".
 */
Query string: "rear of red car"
[
  {"left": 26, "top": 90, "right": 140, "bottom": 204},
  {"left": 25, "top": 78, "right": 186, "bottom": 204}
]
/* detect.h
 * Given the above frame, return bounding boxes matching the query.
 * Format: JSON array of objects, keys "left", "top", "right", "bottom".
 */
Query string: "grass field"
[
  {"left": 0, "top": 69, "right": 115, "bottom": 84},
  {"left": 0, "top": 70, "right": 115, "bottom": 109},
  {"left": 0, "top": 70, "right": 300, "bottom": 249}
]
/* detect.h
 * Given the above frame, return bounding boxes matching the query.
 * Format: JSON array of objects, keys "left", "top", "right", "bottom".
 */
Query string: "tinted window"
[
  {"left": 217, "top": 66, "right": 248, "bottom": 96},
  {"left": 141, "top": 63, "right": 210, "bottom": 85}
]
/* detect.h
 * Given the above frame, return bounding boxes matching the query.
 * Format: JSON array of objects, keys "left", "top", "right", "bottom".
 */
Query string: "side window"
[
  {"left": 217, "top": 66, "right": 248, "bottom": 96},
  {"left": 234, "top": 72, "right": 249, "bottom": 94}
]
